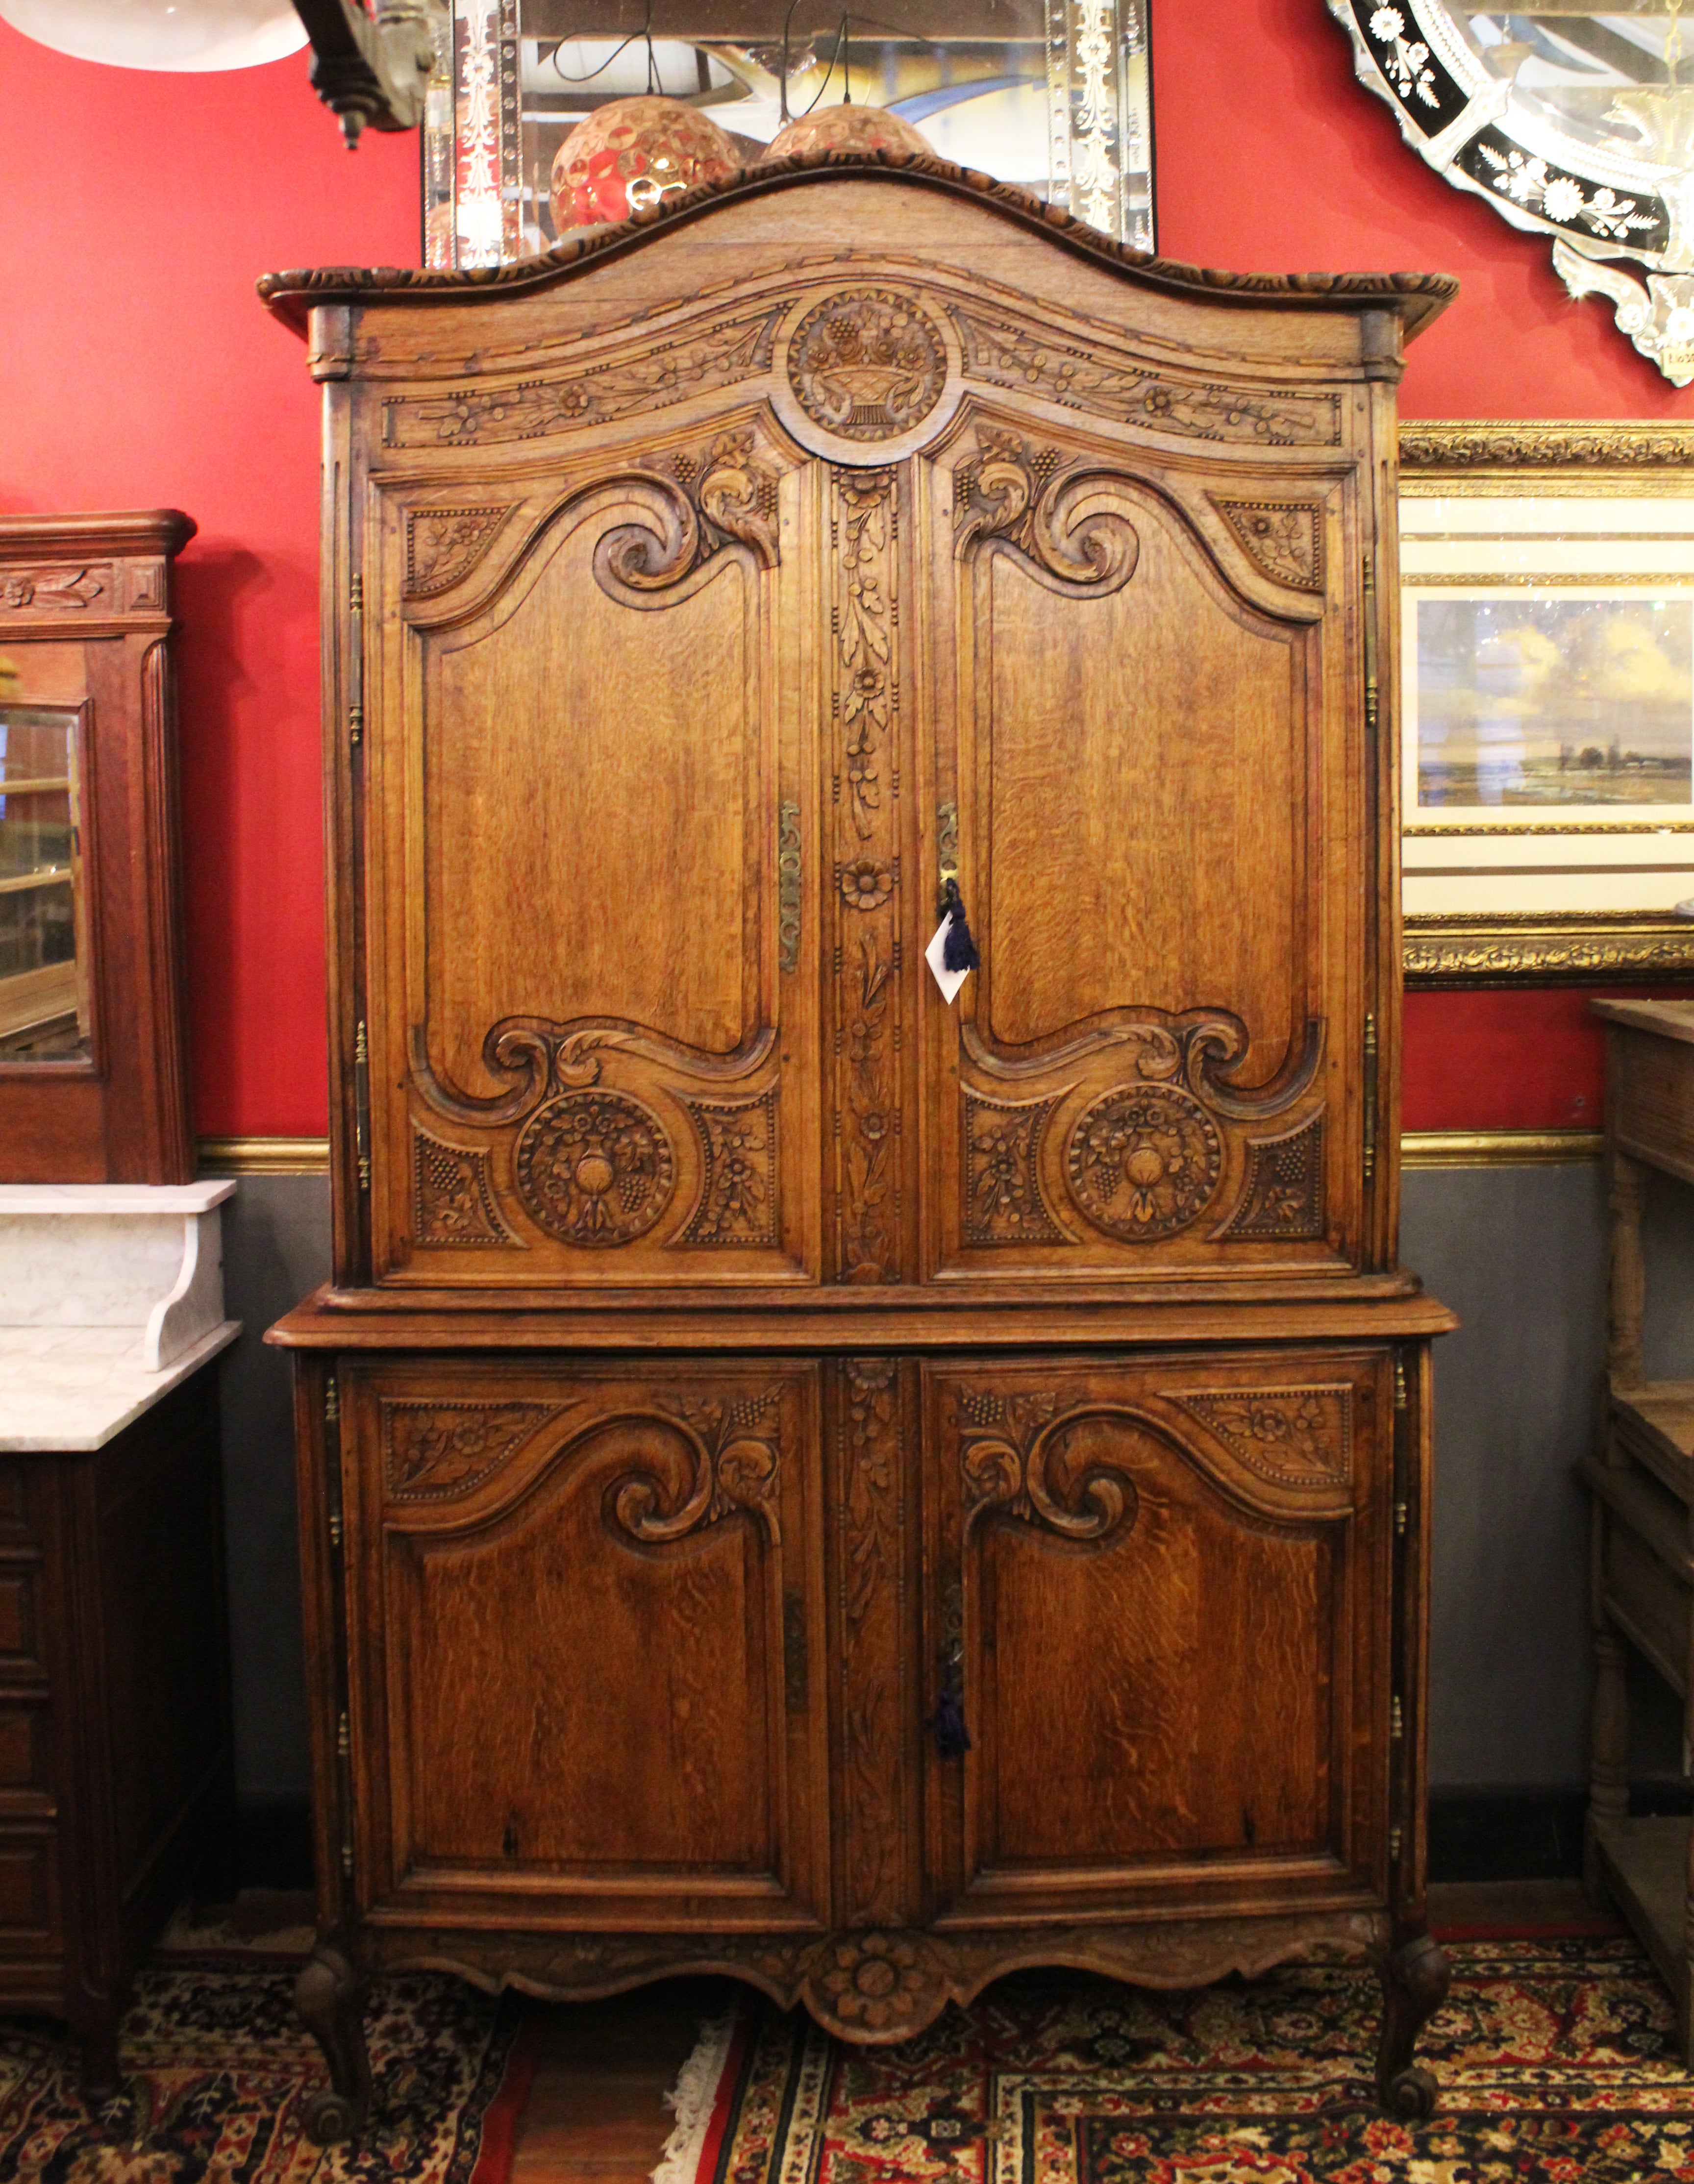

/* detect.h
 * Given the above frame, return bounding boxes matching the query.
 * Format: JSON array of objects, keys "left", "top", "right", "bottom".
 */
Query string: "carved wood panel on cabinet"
[
  {"left": 338, "top": 1360, "right": 829, "bottom": 1931},
  {"left": 923, "top": 1351, "right": 1392, "bottom": 1925}
]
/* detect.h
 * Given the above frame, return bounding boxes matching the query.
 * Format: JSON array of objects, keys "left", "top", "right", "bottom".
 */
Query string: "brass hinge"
[
  {"left": 324, "top": 1375, "right": 339, "bottom": 1425},
  {"left": 1394, "top": 1501, "right": 1408, "bottom": 1537},
  {"left": 348, "top": 571, "right": 364, "bottom": 746},
  {"left": 337, "top": 1710, "right": 350, "bottom": 1759},
  {"left": 777, "top": 802, "right": 801, "bottom": 978},
  {"left": 1391, "top": 1695, "right": 1404, "bottom": 1740},
  {"left": 328, "top": 1512, "right": 343, "bottom": 1551},
  {"left": 1362, "top": 1012, "right": 1378, "bottom": 1184},
  {"left": 1389, "top": 1823, "right": 1403, "bottom": 1861},
  {"left": 1394, "top": 1357, "right": 1408, "bottom": 1412},
  {"left": 1362, "top": 551, "right": 1379, "bottom": 733},
  {"left": 353, "top": 1019, "right": 371, "bottom": 1191},
  {"left": 341, "top": 1834, "right": 354, "bottom": 1879}
]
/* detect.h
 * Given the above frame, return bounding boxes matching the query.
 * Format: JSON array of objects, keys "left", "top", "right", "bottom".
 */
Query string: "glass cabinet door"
[{"left": 0, "top": 705, "right": 90, "bottom": 1062}]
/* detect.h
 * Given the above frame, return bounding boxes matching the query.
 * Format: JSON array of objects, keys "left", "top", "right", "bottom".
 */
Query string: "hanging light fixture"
[{"left": 0, "top": 0, "right": 307, "bottom": 70}]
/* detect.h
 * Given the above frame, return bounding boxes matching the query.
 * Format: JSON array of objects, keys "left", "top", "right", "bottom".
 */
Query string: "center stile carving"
[
  {"left": 832, "top": 470, "right": 903, "bottom": 1284},
  {"left": 838, "top": 1360, "right": 907, "bottom": 1927}
]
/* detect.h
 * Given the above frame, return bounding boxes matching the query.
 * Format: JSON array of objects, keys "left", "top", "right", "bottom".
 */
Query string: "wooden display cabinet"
[
  {"left": 0, "top": 512, "right": 195, "bottom": 1183},
  {"left": 263, "top": 154, "right": 1458, "bottom": 2140}
]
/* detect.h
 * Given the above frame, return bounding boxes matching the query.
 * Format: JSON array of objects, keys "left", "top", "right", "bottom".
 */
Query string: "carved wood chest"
[{"left": 263, "top": 154, "right": 1458, "bottom": 2139}]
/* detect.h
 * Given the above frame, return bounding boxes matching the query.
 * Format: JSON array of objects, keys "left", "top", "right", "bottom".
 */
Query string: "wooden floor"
[{"left": 502, "top": 1884, "right": 1616, "bottom": 2181}]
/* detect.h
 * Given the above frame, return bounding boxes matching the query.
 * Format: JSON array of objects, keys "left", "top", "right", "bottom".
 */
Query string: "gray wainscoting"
[{"left": 211, "top": 1162, "right": 1694, "bottom": 1814}]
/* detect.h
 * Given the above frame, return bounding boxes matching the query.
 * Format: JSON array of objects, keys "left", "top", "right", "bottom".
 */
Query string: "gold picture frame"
[{"left": 1398, "top": 422, "right": 1694, "bottom": 986}]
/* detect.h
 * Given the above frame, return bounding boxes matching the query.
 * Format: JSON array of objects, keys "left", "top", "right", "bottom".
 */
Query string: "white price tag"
[{"left": 925, "top": 914, "right": 972, "bottom": 1004}]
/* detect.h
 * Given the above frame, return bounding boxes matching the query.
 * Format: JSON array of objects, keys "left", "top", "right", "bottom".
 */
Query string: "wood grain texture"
[{"left": 271, "top": 161, "right": 1451, "bottom": 2132}]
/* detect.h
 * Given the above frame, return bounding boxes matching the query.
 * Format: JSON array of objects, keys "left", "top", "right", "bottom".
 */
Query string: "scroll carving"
[
  {"left": 839, "top": 1359, "right": 906, "bottom": 1928},
  {"left": 0, "top": 565, "right": 107, "bottom": 611},
  {"left": 640, "top": 427, "right": 781, "bottom": 570},
  {"left": 1216, "top": 1114, "right": 1326, "bottom": 1241},
  {"left": 680, "top": 1091, "right": 778, "bottom": 1247},
  {"left": 788, "top": 289, "right": 947, "bottom": 442},
  {"left": 964, "top": 1092, "right": 1066, "bottom": 1246},
  {"left": 404, "top": 505, "right": 515, "bottom": 598},
  {"left": 832, "top": 468, "right": 903, "bottom": 1285},
  {"left": 957, "top": 309, "right": 1343, "bottom": 446},
  {"left": 1066, "top": 1083, "right": 1224, "bottom": 1241},
  {"left": 956, "top": 1390, "right": 1138, "bottom": 1542},
  {"left": 515, "top": 1090, "right": 675, "bottom": 1246},
  {"left": 1210, "top": 498, "right": 1324, "bottom": 592},
  {"left": 408, "top": 1016, "right": 775, "bottom": 1133},
  {"left": 962, "top": 1010, "right": 1324, "bottom": 1122},
  {"left": 953, "top": 426, "right": 1139, "bottom": 592},
  {"left": 383, "top": 302, "right": 783, "bottom": 449},
  {"left": 608, "top": 1388, "right": 782, "bottom": 1544},
  {"left": 413, "top": 1127, "right": 522, "bottom": 1248},
  {"left": 1177, "top": 1388, "right": 1353, "bottom": 1489},
  {"left": 384, "top": 1401, "right": 559, "bottom": 1501}
]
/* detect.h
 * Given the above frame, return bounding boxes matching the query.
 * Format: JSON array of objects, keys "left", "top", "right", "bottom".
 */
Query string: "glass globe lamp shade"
[
  {"left": 0, "top": 0, "right": 306, "bottom": 70},
  {"left": 549, "top": 97, "right": 741, "bottom": 236},
  {"left": 761, "top": 105, "right": 931, "bottom": 163}
]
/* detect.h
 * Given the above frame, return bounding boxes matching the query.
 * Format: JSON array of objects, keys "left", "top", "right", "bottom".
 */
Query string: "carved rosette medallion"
[
  {"left": 1211, "top": 498, "right": 1323, "bottom": 592},
  {"left": 803, "top": 1932, "right": 945, "bottom": 2037},
  {"left": 1217, "top": 1114, "right": 1325, "bottom": 1241},
  {"left": 1065, "top": 1084, "right": 1223, "bottom": 1241},
  {"left": 964, "top": 1092, "right": 1065, "bottom": 1246},
  {"left": 384, "top": 1401, "right": 560, "bottom": 1501},
  {"left": 1177, "top": 1387, "right": 1353, "bottom": 1489},
  {"left": 831, "top": 470, "right": 904, "bottom": 1284},
  {"left": 789, "top": 291, "right": 947, "bottom": 442},
  {"left": 838, "top": 1359, "right": 906, "bottom": 1927},
  {"left": 413, "top": 1126, "right": 521, "bottom": 1247},
  {"left": 681, "top": 1092, "right": 778, "bottom": 1247},
  {"left": 515, "top": 1090, "right": 674, "bottom": 1245},
  {"left": 404, "top": 505, "right": 514, "bottom": 598}
]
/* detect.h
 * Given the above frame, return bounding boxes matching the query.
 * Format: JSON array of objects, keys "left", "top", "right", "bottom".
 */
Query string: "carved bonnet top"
[{"left": 258, "top": 149, "right": 1457, "bottom": 342}]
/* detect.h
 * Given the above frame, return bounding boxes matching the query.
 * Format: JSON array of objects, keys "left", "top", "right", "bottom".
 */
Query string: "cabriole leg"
[
  {"left": 296, "top": 1942, "right": 372, "bottom": 2144},
  {"left": 1373, "top": 1931, "right": 1450, "bottom": 2118}
]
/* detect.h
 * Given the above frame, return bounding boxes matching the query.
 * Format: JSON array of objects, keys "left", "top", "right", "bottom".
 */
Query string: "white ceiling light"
[{"left": 0, "top": 0, "right": 308, "bottom": 71}]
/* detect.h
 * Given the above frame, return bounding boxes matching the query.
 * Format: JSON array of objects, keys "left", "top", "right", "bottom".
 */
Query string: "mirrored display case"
[{"left": 0, "top": 513, "right": 196, "bottom": 1182}]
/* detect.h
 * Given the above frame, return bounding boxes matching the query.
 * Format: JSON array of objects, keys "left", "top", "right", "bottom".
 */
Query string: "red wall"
[{"left": 2, "top": 9, "right": 1685, "bottom": 1135}]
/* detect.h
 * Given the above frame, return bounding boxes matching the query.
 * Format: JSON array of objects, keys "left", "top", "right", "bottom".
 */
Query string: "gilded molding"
[
  {"left": 1399, "top": 420, "right": 1694, "bottom": 490},
  {"left": 1403, "top": 914, "right": 1694, "bottom": 985},
  {"left": 198, "top": 1136, "right": 330, "bottom": 1175},
  {"left": 1402, "top": 1131, "right": 1603, "bottom": 1169}
]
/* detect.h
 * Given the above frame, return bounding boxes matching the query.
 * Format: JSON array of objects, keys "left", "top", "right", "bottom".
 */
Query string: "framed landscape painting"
[{"left": 1399, "top": 424, "right": 1694, "bottom": 984}]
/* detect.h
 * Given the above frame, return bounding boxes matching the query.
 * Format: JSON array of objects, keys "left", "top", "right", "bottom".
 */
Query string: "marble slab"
[
  {"left": 0, "top": 1321, "right": 242, "bottom": 1452},
  {"left": 0, "top": 1180, "right": 235, "bottom": 1369}
]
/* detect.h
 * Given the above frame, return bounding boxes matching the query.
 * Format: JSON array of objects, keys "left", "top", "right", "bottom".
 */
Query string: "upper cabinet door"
[
  {"left": 920, "top": 405, "right": 1374, "bottom": 1281},
  {"left": 362, "top": 405, "right": 822, "bottom": 1286}
]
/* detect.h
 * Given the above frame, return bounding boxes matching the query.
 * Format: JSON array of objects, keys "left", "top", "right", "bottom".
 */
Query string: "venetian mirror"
[
  {"left": 1330, "top": 2, "right": 1694, "bottom": 382},
  {"left": 423, "top": 0, "right": 1154, "bottom": 268}
]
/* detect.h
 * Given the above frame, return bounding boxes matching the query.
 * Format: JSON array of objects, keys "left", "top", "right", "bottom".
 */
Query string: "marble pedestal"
[{"left": 0, "top": 1183, "right": 238, "bottom": 2089}]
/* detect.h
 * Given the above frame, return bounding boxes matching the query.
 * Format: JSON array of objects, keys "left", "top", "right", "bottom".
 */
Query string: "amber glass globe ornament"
[
  {"left": 761, "top": 104, "right": 931, "bottom": 162},
  {"left": 549, "top": 96, "right": 742, "bottom": 234}
]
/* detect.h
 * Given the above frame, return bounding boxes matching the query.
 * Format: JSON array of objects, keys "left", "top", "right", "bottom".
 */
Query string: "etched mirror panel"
[
  {"left": 0, "top": 705, "right": 91, "bottom": 1063},
  {"left": 426, "top": 0, "right": 1153, "bottom": 269}
]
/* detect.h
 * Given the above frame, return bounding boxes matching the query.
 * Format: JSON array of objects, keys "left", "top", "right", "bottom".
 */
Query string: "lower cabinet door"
[
  {"left": 339, "top": 1358, "right": 829, "bottom": 1930},
  {"left": 922, "top": 1351, "right": 1394, "bottom": 1923}
]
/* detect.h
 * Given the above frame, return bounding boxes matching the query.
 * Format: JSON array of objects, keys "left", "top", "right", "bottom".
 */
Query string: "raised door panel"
[
  {"left": 922, "top": 1352, "right": 1392, "bottom": 1926},
  {"left": 342, "top": 1359, "right": 829, "bottom": 1931},
  {"left": 363, "top": 414, "right": 822, "bottom": 1286},
  {"left": 921, "top": 415, "right": 1370, "bottom": 1280}
]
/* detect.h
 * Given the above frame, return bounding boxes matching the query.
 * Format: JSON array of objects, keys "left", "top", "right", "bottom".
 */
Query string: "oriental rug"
[
  {"left": 0, "top": 1958, "right": 534, "bottom": 2184},
  {"left": 676, "top": 1939, "right": 1694, "bottom": 2184}
]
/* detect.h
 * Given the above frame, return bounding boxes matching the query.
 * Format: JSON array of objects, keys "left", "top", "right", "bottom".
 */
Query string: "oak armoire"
[{"left": 263, "top": 151, "right": 1458, "bottom": 2142}]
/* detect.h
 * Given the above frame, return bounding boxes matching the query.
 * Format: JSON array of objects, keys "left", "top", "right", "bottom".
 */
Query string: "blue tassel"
[
  {"left": 927, "top": 1671, "right": 972, "bottom": 1760},
  {"left": 940, "top": 878, "right": 980, "bottom": 974}
]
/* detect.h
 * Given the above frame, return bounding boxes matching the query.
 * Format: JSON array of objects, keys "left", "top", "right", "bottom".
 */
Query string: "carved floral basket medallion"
[
  {"left": 787, "top": 291, "right": 949, "bottom": 442},
  {"left": 1064, "top": 1083, "right": 1224, "bottom": 1240}
]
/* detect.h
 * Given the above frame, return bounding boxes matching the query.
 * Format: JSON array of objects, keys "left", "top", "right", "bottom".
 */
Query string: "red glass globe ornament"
[
  {"left": 550, "top": 97, "right": 741, "bottom": 235},
  {"left": 760, "top": 104, "right": 931, "bottom": 163}
]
